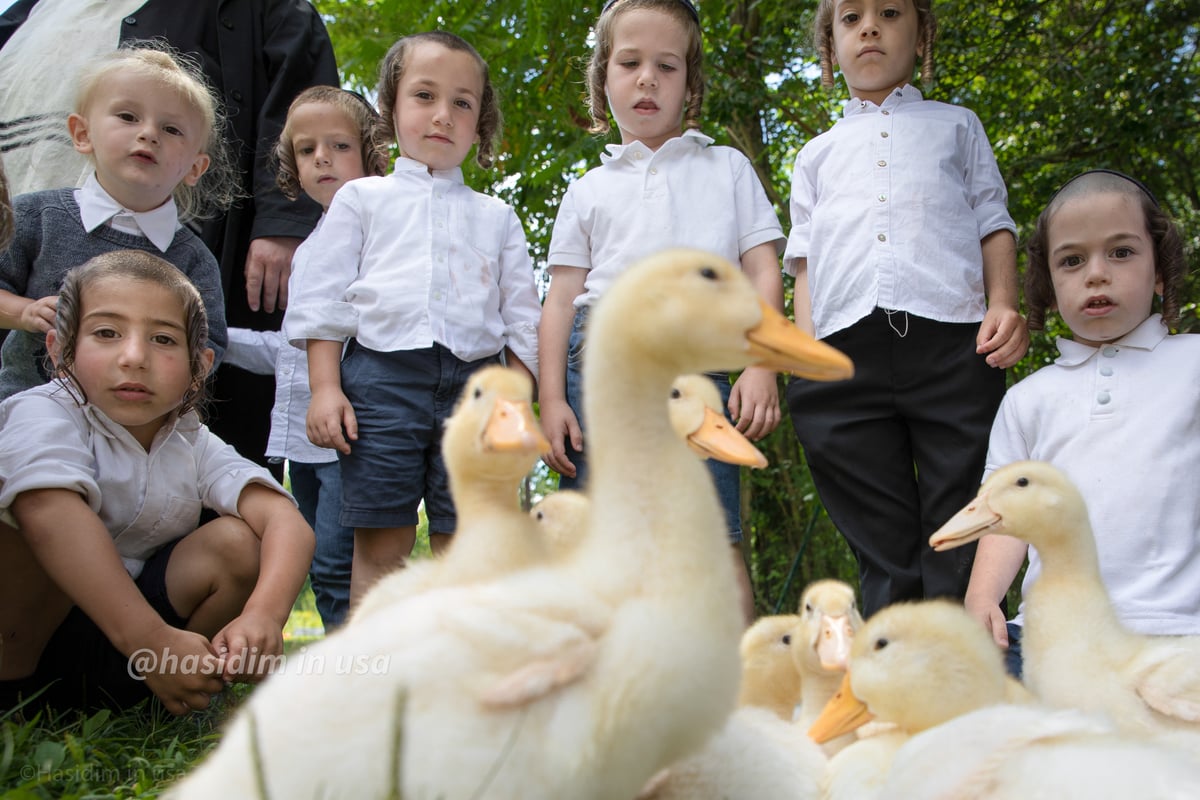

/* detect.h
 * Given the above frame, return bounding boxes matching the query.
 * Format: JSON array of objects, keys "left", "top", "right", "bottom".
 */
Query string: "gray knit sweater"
[{"left": 0, "top": 189, "right": 227, "bottom": 400}]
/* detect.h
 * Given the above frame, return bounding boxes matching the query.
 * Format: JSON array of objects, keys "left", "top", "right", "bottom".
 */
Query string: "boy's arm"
[
  {"left": 729, "top": 242, "right": 785, "bottom": 440},
  {"left": 963, "top": 533, "right": 1028, "bottom": 648},
  {"left": 791, "top": 257, "right": 815, "bottom": 336},
  {"left": 11, "top": 488, "right": 224, "bottom": 713},
  {"left": 223, "top": 328, "right": 283, "bottom": 376},
  {"left": 0, "top": 289, "right": 53, "bottom": 333},
  {"left": 537, "top": 266, "right": 587, "bottom": 477},
  {"left": 977, "top": 230, "right": 1028, "bottom": 369},
  {"left": 212, "top": 482, "right": 314, "bottom": 682},
  {"left": 306, "top": 339, "right": 356, "bottom": 454}
]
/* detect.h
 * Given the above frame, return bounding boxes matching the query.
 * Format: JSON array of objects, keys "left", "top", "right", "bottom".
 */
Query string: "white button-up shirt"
[
  {"left": 785, "top": 86, "right": 1016, "bottom": 339},
  {"left": 987, "top": 315, "right": 1200, "bottom": 635},
  {"left": 283, "top": 158, "right": 540, "bottom": 377},
  {"left": 548, "top": 129, "right": 784, "bottom": 307},
  {"left": 0, "top": 381, "right": 292, "bottom": 578}
]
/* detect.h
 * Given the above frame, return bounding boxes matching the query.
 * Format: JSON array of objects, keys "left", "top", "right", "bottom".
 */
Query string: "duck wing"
[{"left": 1131, "top": 637, "right": 1200, "bottom": 722}]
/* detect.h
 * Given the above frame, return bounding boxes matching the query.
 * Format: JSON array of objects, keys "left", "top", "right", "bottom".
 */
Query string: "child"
[
  {"left": 224, "top": 86, "right": 389, "bottom": 630},
  {"left": 538, "top": 0, "right": 785, "bottom": 624},
  {"left": 964, "top": 169, "right": 1200, "bottom": 676},
  {"left": 0, "top": 250, "right": 314, "bottom": 715},
  {"left": 283, "top": 32, "right": 541, "bottom": 607},
  {"left": 0, "top": 45, "right": 234, "bottom": 402},
  {"left": 784, "top": 0, "right": 1028, "bottom": 618}
]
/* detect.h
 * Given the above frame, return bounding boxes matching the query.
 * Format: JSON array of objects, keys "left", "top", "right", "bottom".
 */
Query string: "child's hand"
[
  {"left": 976, "top": 307, "right": 1029, "bottom": 369},
  {"left": 964, "top": 592, "right": 1010, "bottom": 650},
  {"left": 136, "top": 626, "right": 225, "bottom": 716},
  {"left": 20, "top": 295, "right": 57, "bottom": 333},
  {"left": 728, "top": 367, "right": 780, "bottom": 441},
  {"left": 307, "top": 387, "right": 357, "bottom": 453},
  {"left": 213, "top": 610, "right": 285, "bottom": 683},
  {"left": 539, "top": 399, "right": 582, "bottom": 478}
]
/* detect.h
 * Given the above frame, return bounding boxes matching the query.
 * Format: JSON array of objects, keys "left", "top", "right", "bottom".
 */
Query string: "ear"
[
  {"left": 68, "top": 113, "right": 94, "bottom": 156},
  {"left": 180, "top": 153, "right": 211, "bottom": 187},
  {"left": 46, "top": 327, "right": 62, "bottom": 368},
  {"left": 1155, "top": 272, "right": 1164, "bottom": 297},
  {"left": 198, "top": 346, "right": 215, "bottom": 380}
]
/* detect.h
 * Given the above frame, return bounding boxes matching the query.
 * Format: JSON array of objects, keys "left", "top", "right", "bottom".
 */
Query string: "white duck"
[
  {"left": 930, "top": 461, "right": 1200, "bottom": 744},
  {"left": 168, "top": 248, "right": 854, "bottom": 800},
  {"left": 349, "top": 365, "right": 549, "bottom": 624},
  {"left": 737, "top": 614, "right": 804, "bottom": 719},
  {"left": 792, "top": 579, "right": 862, "bottom": 755}
]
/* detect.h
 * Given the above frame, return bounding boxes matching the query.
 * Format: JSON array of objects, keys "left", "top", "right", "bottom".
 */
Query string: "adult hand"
[{"left": 244, "top": 236, "right": 302, "bottom": 313}]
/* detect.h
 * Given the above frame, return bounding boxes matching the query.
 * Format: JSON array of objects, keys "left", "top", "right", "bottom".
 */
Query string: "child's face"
[
  {"left": 48, "top": 276, "right": 211, "bottom": 450},
  {"left": 290, "top": 101, "right": 368, "bottom": 211},
  {"left": 605, "top": 7, "right": 690, "bottom": 151},
  {"left": 67, "top": 71, "right": 210, "bottom": 212},
  {"left": 390, "top": 42, "right": 483, "bottom": 172},
  {"left": 1048, "top": 191, "right": 1163, "bottom": 347},
  {"left": 831, "top": 0, "right": 921, "bottom": 106}
]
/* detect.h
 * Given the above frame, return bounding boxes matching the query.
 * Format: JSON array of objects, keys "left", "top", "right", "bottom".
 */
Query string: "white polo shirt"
[
  {"left": 986, "top": 315, "right": 1200, "bottom": 634},
  {"left": 548, "top": 129, "right": 784, "bottom": 308}
]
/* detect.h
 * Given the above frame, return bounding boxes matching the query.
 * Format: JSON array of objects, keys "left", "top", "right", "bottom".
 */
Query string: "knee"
[{"left": 203, "top": 517, "right": 262, "bottom": 589}]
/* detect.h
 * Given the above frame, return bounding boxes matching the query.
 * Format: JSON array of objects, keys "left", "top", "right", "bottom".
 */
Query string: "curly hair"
[
  {"left": 813, "top": 0, "right": 936, "bottom": 91},
  {"left": 376, "top": 31, "right": 502, "bottom": 169},
  {"left": 586, "top": 0, "right": 705, "bottom": 136},
  {"left": 52, "top": 250, "right": 212, "bottom": 417},
  {"left": 274, "top": 86, "right": 390, "bottom": 201},
  {"left": 1025, "top": 171, "right": 1186, "bottom": 330},
  {"left": 73, "top": 42, "right": 239, "bottom": 222}
]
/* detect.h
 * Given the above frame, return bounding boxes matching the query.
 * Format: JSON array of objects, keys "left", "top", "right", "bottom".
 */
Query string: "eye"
[
  {"left": 781, "top": 634, "right": 791, "bottom": 645},
  {"left": 152, "top": 333, "right": 179, "bottom": 346},
  {"left": 881, "top": 7, "right": 900, "bottom": 17},
  {"left": 1016, "top": 476, "right": 1029, "bottom": 487},
  {"left": 840, "top": 12, "right": 860, "bottom": 24},
  {"left": 1111, "top": 246, "right": 1133, "bottom": 259},
  {"left": 1058, "top": 255, "right": 1083, "bottom": 269},
  {"left": 873, "top": 637, "right": 889, "bottom": 651},
  {"left": 415, "top": 90, "right": 433, "bottom": 101},
  {"left": 164, "top": 125, "right": 184, "bottom": 137},
  {"left": 454, "top": 98, "right": 473, "bottom": 110},
  {"left": 699, "top": 266, "right": 718, "bottom": 281},
  {"left": 334, "top": 142, "right": 352, "bottom": 151},
  {"left": 94, "top": 328, "right": 119, "bottom": 339},
  {"left": 659, "top": 63, "right": 676, "bottom": 72},
  {"left": 670, "top": 388, "right": 681, "bottom": 399},
  {"left": 804, "top": 602, "right": 813, "bottom": 613},
  {"left": 298, "top": 146, "right": 315, "bottom": 155},
  {"left": 473, "top": 387, "right": 483, "bottom": 399},
  {"left": 535, "top": 510, "right": 545, "bottom": 521},
  {"left": 116, "top": 112, "right": 137, "bottom": 122}
]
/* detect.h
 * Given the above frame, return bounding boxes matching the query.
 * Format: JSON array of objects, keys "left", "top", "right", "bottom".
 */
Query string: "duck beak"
[
  {"left": 808, "top": 673, "right": 874, "bottom": 744},
  {"left": 816, "top": 614, "right": 855, "bottom": 671},
  {"left": 484, "top": 398, "right": 550, "bottom": 453},
  {"left": 928, "top": 488, "right": 1003, "bottom": 551},
  {"left": 746, "top": 300, "right": 854, "bottom": 381},
  {"left": 685, "top": 407, "right": 769, "bottom": 468}
]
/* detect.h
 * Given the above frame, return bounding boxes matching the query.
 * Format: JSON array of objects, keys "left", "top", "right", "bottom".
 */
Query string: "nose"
[
  {"left": 636, "top": 64, "right": 658, "bottom": 89},
  {"left": 859, "top": 17, "right": 880, "bottom": 38},
  {"left": 137, "top": 122, "right": 159, "bottom": 144},
  {"left": 118, "top": 336, "right": 149, "bottom": 368},
  {"left": 313, "top": 144, "right": 332, "bottom": 166},
  {"left": 1084, "top": 255, "right": 1111, "bottom": 286},
  {"left": 432, "top": 100, "right": 455, "bottom": 127}
]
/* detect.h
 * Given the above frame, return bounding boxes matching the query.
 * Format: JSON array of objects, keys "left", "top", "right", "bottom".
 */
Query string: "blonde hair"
[
  {"left": 73, "top": 43, "right": 239, "bottom": 222},
  {"left": 376, "top": 31, "right": 502, "bottom": 170},
  {"left": 53, "top": 250, "right": 211, "bottom": 417},
  {"left": 587, "top": 0, "right": 705, "bottom": 135},
  {"left": 813, "top": 0, "right": 936, "bottom": 90},
  {"left": 274, "top": 86, "right": 390, "bottom": 201}
]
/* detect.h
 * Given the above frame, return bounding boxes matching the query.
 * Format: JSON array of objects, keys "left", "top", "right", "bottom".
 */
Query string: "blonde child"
[
  {"left": 0, "top": 44, "right": 235, "bottom": 402},
  {"left": 965, "top": 169, "right": 1200, "bottom": 676},
  {"left": 0, "top": 250, "right": 314, "bottom": 715},
  {"left": 538, "top": 0, "right": 784, "bottom": 625},
  {"left": 784, "top": 0, "right": 1028, "bottom": 617},
  {"left": 225, "top": 86, "right": 389, "bottom": 630},
  {"left": 284, "top": 32, "right": 541, "bottom": 607}
]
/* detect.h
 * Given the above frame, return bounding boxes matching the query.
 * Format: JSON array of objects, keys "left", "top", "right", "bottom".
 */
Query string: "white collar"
[
  {"left": 843, "top": 84, "right": 923, "bottom": 118},
  {"left": 1055, "top": 314, "right": 1169, "bottom": 366},
  {"left": 74, "top": 173, "right": 180, "bottom": 253},
  {"left": 600, "top": 128, "right": 713, "bottom": 165},
  {"left": 391, "top": 156, "right": 465, "bottom": 184}
]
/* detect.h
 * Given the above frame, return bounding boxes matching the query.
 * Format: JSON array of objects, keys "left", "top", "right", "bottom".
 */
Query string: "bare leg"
[
  {"left": 0, "top": 522, "right": 72, "bottom": 679},
  {"left": 730, "top": 545, "right": 755, "bottom": 627},
  {"left": 350, "top": 525, "right": 416, "bottom": 609},
  {"left": 164, "top": 517, "right": 261, "bottom": 639}
]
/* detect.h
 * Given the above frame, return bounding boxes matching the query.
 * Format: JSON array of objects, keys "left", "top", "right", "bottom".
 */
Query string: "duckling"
[
  {"left": 812, "top": 599, "right": 1200, "bottom": 798},
  {"left": 930, "top": 461, "right": 1200, "bottom": 743},
  {"left": 350, "top": 365, "right": 549, "bottom": 624},
  {"left": 737, "top": 614, "right": 804, "bottom": 719},
  {"left": 792, "top": 579, "right": 862, "bottom": 755},
  {"left": 167, "top": 248, "right": 854, "bottom": 800}
]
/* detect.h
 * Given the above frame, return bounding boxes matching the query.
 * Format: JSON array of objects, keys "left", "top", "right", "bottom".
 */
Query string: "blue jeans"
[
  {"left": 1004, "top": 622, "right": 1024, "bottom": 680},
  {"left": 289, "top": 460, "right": 353, "bottom": 629}
]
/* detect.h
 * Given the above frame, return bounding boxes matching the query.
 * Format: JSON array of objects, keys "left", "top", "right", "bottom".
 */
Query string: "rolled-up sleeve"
[
  {"left": 496, "top": 210, "right": 541, "bottom": 379},
  {"left": 0, "top": 392, "right": 100, "bottom": 514},
  {"left": 193, "top": 426, "right": 294, "bottom": 517},
  {"left": 783, "top": 150, "right": 816, "bottom": 276},
  {"left": 964, "top": 112, "right": 1016, "bottom": 240},
  {"left": 282, "top": 190, "right": 363, "bottom": 347}
]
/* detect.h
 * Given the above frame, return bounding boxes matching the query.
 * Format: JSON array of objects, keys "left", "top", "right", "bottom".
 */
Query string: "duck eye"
[
  {"left": 781, "top": 634, "right": 791, "bottom": 645},
  {"left": 670, "top": 388, "right": 681, "bottom": 399},
  {"left": 535, "top": 510, "right": 545, "bottom": 520},
  {"left": 699, "top": 266, "right": 718, "bottom": 280},
  {"left": 804, "top": 602, "right": 813, "bottom": 613},
  {"left": 1016, "top": 477, "right": 1029, "bottom": 487},
  {"left": 473, "top": 388, "right": 483, "bottom": 399},
  {"left": 873, "top": 637, "right": 889, "bottom": 651}
]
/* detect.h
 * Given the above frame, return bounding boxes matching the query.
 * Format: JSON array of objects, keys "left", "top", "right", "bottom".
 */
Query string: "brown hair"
[
  {"left": 376, "top": 31, "right": 502, "bottom": 169},
  {"left": 587, "top": 0, "right": 705, "bottom": 136},
  {"left": 274, "top": 86, "right": 390, "bottom": 201},
  {"left": 1024, "top": 171, "right": 1187, "bottom": 330},
  {"left": 53, "top": 250, "right": 211, "bottom": 416},
  {"left": 74, "top": 42, "right": 238, "bottom": 222},
  {"left": 813, "top": 0, "right": 936, "bottom": 90}
]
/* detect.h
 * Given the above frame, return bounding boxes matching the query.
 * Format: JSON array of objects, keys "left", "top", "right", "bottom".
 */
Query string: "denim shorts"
[{"left": 338, "top": 341, "right": 499, "bottom": 532}]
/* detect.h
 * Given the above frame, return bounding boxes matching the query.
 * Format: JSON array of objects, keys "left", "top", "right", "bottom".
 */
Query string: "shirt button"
[
  {"left": 650, "top": 168, "right": 658, "bottom": 175},
  {"left": 1096, "top": 391, "right": 1111, "bottom": 405},
  {"left": 634, "top": 152, "right": 643, "bottom": 160},
  {"left": 881, "top": 110, "right": 890, "bottom": 116},
  {"left": 1099, "top": 365, "right": 1113, "bottom": 376},
  {"left": 878, "top": 194, "right": 886, "bottom": 202},
  {"left": 880, "top": 131, "right": 889, "bottom": 138},
  {"left": 877, "top": 233, "right": 887, "bottom": 242},
  {"left": 877, "top": 160, "right": 887, "bottom": 167},
  {"left": 1102, "top": 345, "right": 1119, "bottom": 357}
]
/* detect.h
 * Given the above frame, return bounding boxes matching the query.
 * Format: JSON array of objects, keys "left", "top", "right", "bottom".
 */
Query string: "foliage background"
[{"left": 314, "top": 0, "right": 1200, "bottom": 613}]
